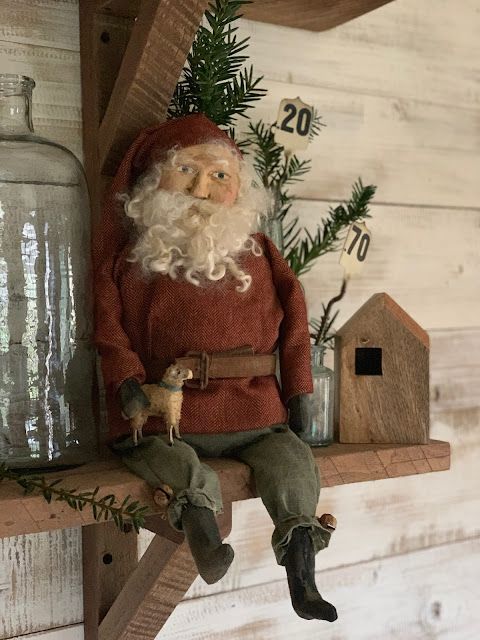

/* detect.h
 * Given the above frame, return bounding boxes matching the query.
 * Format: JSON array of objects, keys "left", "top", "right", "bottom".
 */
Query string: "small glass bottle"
[
  {"left": 0, "top": 74, "right": 96, "bottom": 468},
  {"left": 298, "top": 344, "right": 334, "bottom": 446},
  {"left": 259, "top": 189, "right": 284, "bottom": 252}
]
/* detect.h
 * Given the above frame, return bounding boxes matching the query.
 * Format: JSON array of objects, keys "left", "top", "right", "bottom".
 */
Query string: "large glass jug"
[{"left": 0, "top": 74, "right": 96, "bottom": 467}]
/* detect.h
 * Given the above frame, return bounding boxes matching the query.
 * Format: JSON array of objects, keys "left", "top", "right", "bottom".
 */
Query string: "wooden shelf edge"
[
  {"left": 96, "top": 0, "right": 397, "bottom": 32},
  {"left": 242, "top": 0, "right": 396, "bottom": 32},
  {"left": 0, "top": 439, "right": 449, "bottom": 539}
]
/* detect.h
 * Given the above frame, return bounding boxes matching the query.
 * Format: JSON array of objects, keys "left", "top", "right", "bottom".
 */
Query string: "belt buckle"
[{"left": 185, "top": 350, "right": 210, "bottom": 390}]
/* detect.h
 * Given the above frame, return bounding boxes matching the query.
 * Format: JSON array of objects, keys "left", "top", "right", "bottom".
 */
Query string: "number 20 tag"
[
  {"left": 340, "top": 222, "right": 372, "bottom": 279},
  {"left": 275, "top": 97, "right": 313, "bottom": 152}
]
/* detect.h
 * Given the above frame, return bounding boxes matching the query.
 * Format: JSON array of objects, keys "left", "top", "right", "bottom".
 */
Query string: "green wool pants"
[{"left": 113, "top": 424, "right": 332, "bottom": 564}]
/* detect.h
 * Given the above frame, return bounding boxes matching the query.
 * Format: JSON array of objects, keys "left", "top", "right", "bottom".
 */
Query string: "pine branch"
[
  {"left": 243, "top": 114, "right": 326, "bottom": 253},
  {"left": 168, "top": 0, "right": 267, "bottom": 127},
  {"left": 0, "top": 463, "right": 150, "bottom": 533},
  {"left": 285, "top": 179, "right": 376, "bottom": 276},
  {"left": 275, "top": 154, "right": 312, "bottom": 186},
  {"left": 243, "top": 120, "right": 315, "bottom": 191},
  {"left": 243, "top": 120, "right": 284, "bottom": 187},
  {"left": 309, "top": 108, "right": 327, "bottom": 141}
]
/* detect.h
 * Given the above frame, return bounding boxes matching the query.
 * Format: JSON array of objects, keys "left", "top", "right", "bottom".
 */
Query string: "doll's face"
[
  {"left": 158, "top": 143, "right": 240, "bottom": 206},
  {"left": 124, "top": 142, "right": 268, "bottom": 291}
]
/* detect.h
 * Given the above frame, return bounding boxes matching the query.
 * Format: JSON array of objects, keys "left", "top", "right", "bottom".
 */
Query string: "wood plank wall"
[{"left": 1, "top": 1, "right": 479, "bottom": 638}]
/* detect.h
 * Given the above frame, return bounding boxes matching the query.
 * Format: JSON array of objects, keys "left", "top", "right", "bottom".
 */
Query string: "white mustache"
[{"left": 141, "top": 191, "right": 222, "bottom": 229}]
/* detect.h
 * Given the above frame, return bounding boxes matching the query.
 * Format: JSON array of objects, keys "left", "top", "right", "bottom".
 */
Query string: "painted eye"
[
  {"left": 213, "top": 171, "right": 228, "bottom": 180},
  {"left": 178, "top": 165, "right": 194, "bottom": 174}
]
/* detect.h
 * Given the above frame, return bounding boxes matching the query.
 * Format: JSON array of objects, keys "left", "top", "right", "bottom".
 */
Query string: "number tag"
[
  {"left": 340, "top": 222, "right": 372, "bottom": 278},
  {"left": 274, "top": 97, "right": 313, "bottom": 152}
]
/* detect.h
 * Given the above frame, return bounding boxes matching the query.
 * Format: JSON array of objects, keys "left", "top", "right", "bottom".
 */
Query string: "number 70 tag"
[{"left": 339, "top": 222, "right": 372, "bottom": 279}]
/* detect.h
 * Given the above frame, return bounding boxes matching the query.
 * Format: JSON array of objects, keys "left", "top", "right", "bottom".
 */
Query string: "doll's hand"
[
  {"left": 287, "top": 393, "right": 310, "bottom": 436},
  {"left": 118, "top": 377, "right": 150, "bottom": 419}
]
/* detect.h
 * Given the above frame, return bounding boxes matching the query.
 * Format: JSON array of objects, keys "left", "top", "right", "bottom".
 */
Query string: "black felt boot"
[
  {"left": 181, "top": 504, "right": 234, "bottom": 584},
  {"left": 285, "top": 527, "right": 338, "bottom": 622}
]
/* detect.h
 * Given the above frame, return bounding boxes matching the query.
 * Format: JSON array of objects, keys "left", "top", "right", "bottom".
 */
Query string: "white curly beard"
[{"left": 123, "top": 163, "right": 268, "bottom": 292}]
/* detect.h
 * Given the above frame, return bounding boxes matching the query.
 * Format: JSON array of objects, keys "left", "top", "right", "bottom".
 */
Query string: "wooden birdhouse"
[{"left": 334, "top": 292, "right": 429, "bottom": 444}]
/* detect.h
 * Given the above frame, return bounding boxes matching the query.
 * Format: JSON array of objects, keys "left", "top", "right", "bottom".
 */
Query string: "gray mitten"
[
  {"left": 118, "top": 377, "right": 150, "bottom": 419},
  {"left": 287, "top": 393, "right": 311, "bottom": 436}
]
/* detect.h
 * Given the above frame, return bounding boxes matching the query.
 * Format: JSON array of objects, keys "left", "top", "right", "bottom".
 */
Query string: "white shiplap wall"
[{"left": 1, "top": 1, "right": 479, "bottom": 638}]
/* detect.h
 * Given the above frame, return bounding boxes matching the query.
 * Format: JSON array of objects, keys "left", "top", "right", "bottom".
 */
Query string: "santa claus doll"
[{"left": 94, "top": 114, "right": 337, "bottom": 622}]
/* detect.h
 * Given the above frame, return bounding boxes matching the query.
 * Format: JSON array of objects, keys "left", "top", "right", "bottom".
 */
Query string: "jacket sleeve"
[
  {"left": 93, "top": 200, "right": 146, "bottom": 395},
  {"left": 261, "top": 233, "right": 313, "bottom": 403}
]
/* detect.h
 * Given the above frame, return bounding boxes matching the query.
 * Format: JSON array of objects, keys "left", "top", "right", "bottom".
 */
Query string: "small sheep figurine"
[{"left": 130, "top": 364, "right": 193, "bottom": 445}]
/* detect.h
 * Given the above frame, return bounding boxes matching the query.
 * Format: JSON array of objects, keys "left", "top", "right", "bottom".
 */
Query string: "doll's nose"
[{"left": 190, "top": 174, "right": 210, "bottom": 199}]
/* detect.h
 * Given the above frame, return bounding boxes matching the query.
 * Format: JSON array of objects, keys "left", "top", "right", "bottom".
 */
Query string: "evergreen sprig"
[
  {"left": 243, "top": 118, "right": 323, "bottom": 228},
  {"left": 168, "top": 0, "right": 267, "bottom": 129},
  {"left": 0, "top": 463, "right": 150, "bottom": 533},
  {"left": 245, "top": 118, "right": 375, "bottom": 345},
  {"left": 244, "top": 120, "right": 284, "bottom": 187},
  {"left": 309, "top": 108, "right": 327, "bottom": 141},
  {"left": 244, "top": 121, "right": 376, "bottom": 285},
  {"left": 244, "top": 118, "right": 325, "bottom": 191},
  {"left": 285, "top": 180, "right": 376, "bottom": 277}
]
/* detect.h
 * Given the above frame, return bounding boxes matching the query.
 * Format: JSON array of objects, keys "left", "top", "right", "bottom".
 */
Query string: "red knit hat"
[
  {"left": 119, "top": 113, "right": 240, "bottom": 192},
  {"left": 133, "top": 114, "right": 240, "bottom": 184},
  {"left": 94, "top": 114, "right": 241, "bottom": 272}
]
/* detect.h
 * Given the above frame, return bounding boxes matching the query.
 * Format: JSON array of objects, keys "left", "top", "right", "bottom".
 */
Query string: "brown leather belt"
[{"left": 150, "top": 346, "right": 277, "bottom": 390}]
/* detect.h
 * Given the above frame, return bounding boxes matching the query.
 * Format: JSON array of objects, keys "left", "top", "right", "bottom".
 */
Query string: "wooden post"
[
  {"left": 79, "top": 0, "right": 210, "bottom": 192},
  {"left": 82, "top": 521, "right": 139, "bottom": 640}
]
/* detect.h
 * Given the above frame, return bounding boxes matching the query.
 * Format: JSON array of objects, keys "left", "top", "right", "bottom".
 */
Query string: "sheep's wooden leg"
[
  {"left": 165, "top": 404, "right": 182, "bottom": 444},
  {"left": 131, "top": 414, "right": 147, "bottom": 446},
  {"left": 167, "top": 424, "right": 182, "bottom": 445}
]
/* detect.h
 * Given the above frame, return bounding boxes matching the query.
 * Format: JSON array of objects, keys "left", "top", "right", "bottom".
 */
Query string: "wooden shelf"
[
  {"left": 96, "top": 1, "right": 396, "bottom": 32},
  {"left": 243, "top": 0, "right": 396, "bottom": 32},
  {"left": 0, "top": 439, "right": 449, "bottom": 540},
  {"left": 1, "top": 441, "right": 448, "bottom": 639}
]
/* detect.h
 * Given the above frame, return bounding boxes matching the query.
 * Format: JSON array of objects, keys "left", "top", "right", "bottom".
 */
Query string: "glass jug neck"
[
  {"left": 311, "top": 344, "right": 326, "bottom": 367},
  {"left": 0, "top": 75, "right": 35, "bottom": 135}
]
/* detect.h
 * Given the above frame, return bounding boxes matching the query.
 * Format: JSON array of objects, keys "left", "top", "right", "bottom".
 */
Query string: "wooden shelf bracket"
[
  {"left": 79, "top": 0, "right": 210, "bottom": 209},
  {"left": 82, "top": 504, "right": 233, "bottom": 640},
  {"left": 83, "top": 521, "right": 197, "bottom": 640}
]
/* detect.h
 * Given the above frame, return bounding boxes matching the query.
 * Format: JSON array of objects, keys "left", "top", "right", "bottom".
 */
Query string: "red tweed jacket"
[{"left": 95, "top": 233, "right": 313, "bottom": 442}]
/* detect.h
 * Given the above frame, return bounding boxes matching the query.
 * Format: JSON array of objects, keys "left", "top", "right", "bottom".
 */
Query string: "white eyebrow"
[{"left": 171, "top": 155, "right": 233, "bottom": 169}]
